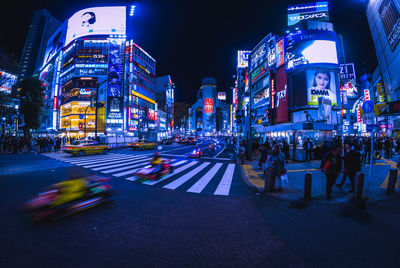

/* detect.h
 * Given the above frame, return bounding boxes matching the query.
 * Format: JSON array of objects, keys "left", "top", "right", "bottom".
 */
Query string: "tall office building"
[
  {"left": 155, "top": 75, "right": 175, "bottom": 132},
  {"left": 17, "top": 9, "right": 61, "bottom": 84}
]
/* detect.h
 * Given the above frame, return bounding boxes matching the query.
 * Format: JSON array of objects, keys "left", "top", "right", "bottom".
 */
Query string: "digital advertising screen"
[
  {"left": 267, "top": 37, "right": 276, "bottom": 68},
  {"left": 66, "top": 6, "right": 126, "bottom": 46},
  {"left": 237, "top": 51, "right": 250, "bottom": 68},
  {"left": 339, "top": 63, "right": 358, "bottom": 99},
  {"left": 253, "top": 87, "right": 270, "bottom": 109},
  {"left": 287, "top": 1, "right": 329, "bottom": 27},
  {"left": 285, "top": 30, "right": 338, "bottom": 70},
  {"left": 217, "top": 92, "right": 226, "bottom": 100},
  {"left": 43, "top": 22, "right": 67, "bottom": 66},
  {"left": 0, "top": 71, "right": 17, "bottom": 94},
  {"left": 306, "top": 69, "right": 337, "bottom": 106},
  {"left": 276, "top": 67, "right": 288, "bottom": 123}
]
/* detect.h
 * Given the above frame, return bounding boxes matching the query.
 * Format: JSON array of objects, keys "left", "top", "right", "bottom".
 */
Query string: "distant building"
[
  {"left": 17, "top": 9, "right": 61, "bottom": 84},
  {"left": 155, "top": 75, "right": 175, "bottom": 133},
  {"left": 189, "top": 77, "right": 230, "bottom": 135}
]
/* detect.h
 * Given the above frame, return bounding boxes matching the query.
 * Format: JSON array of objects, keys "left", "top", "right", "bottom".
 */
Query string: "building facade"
[
  {"left": 189, "top": 77, "right": 230, "bottom": 136},
  {"left": 17, "top": 9, "right": 61, "bottom": 84},
  {"left": 155, "top": 75, "right": 175, "bottom": 134},
  {"left": 37, "top": 6, "right": 157, "bottom": 138}
]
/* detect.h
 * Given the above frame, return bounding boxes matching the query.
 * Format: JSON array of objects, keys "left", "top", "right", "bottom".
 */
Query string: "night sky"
[{"left": 1, "top": 0, "right": 376, "bottom": 103}]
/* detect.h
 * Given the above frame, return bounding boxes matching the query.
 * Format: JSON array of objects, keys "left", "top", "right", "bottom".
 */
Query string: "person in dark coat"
[
  {"left": 303, "top": 138, "right": 313, "bottom": 161},
  {"left": 258, "top": 144, "right": 268, "bottom": 171},
  {"left": 337, "top": 143, "right": 361, "bottom": 192},
  {"left": 320, "top": 145, "right": 342, "bottom": 200}
]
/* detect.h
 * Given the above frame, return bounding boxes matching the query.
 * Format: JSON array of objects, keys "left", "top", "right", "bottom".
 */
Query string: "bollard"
[
  {"left": 304, "top": 172, "right": 312, "bottom": 200},
  {"left": 386, "top": 168, "right": 398, "bottom": 195},
  {"left": 263, "top": 167, "right": 275, "bottom": 193},
  {"left": 353, "top": 172, "right": 364, "bottom": 200}
]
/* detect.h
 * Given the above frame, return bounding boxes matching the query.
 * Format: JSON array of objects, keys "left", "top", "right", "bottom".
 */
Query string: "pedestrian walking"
[
  {"left": 303, "top": 138, "right": 313, "bottom": 162},
  {"left": 320, "top": 145, "right": 342, "bottom": 200},
  {"left": 268, "top": 145, "right": 286, "bottom": 191},
  {"left": 337, "top": 143, "right": 361, "bottom": 192},
  {"left": 258, "top": 144, "right": 268, "bottom": 172}
]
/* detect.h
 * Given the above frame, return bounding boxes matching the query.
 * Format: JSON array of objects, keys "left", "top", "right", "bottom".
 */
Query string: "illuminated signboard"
[
  {"left": 65, "top": 6, "right": 126, "bottom": 46},
  {"left": 204, "top": 98, "right": 214, "bottom": 113},
  {"left": 43, "top": 22, "right": 67, "bottom": 66},
  {"left": 253, "top": 87, "right": 270, "bottom": 109},
  {"left": 267, "top": 37, "right": 276, "bottom": 68},
  {"left": 306, "top": 69, "right": 337, "bottom": 106},
  {"left": 251, "top": 61, "right": 269, "bottom": 83},
  {"left": 271, "top": 79, "right": 275, "bottom": 109},
  {"left": 237, "top": 51, "right": 250, "bottom": 68},
  {"left": 217, "top": 92, "right": 226, "bottom": 100},
  {"left": 0, "top": 71, "right": 17, "bottom": 94},
  {"left": 379, "top": 0, "right": 400, "bottom": 51},
  {"left": 250, "top": 35, "right": 268, "bottom": 71},
  {"left": 339, "top": 63, "right": 358, "bottom": 99},
  {"left": 148, "top": 109, "right": 156, "bottom": 120},
  {"left": 287, "top": 1, "right": 329, "bottom": 27},
  {"left": 285, "top": 30, "right": 338, "bottom": 71},
  {"left": 276, "top": 38, "right": 285, "bottom": 68}
]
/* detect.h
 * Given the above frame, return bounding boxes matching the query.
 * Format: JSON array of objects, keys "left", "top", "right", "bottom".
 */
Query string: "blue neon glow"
[{"left": 130, "top": 5, "right": 136, "bottom": 16}]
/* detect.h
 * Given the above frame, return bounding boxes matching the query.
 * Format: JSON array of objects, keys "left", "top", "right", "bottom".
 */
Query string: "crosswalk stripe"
[
  {"left": 73, "top": 155, "right": 143, "bottom": 165},
  {"left": 71, "top": 155, "right": 131, "bottom": 165},
  {"left": 90, "top": 157, "right": 150, "bottom": 171},
  {"left": 171, "top": 160, "right": 187, "bottom": 167},
  {"left": 84, "top": 156, "right": 148, "bottom": 168},
  {"left": 143, "top": 161, "right": 198, "bottom": 186},
  {"left": 52, "top": 153, "right": 119, "bottom": 162},
  {"left": 102, "top": 160, "right": 151, "bottom": 174},
  {"left": 125, "top": 176, "right": 139, "bottom": 182},
  {"left": 214, "top": 164, "right": 235, "bottom": 196},
  {"left": 186, "top": 163, "right": 223, "bottom": 193},
  {"left": 163, "top": 162, "right": 211, "bottom": 190}
]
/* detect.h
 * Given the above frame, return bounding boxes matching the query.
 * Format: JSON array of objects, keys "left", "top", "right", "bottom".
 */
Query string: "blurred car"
[
  {"left": 186, "top": 138, "right": 196, "bottom": 145},
  {"left": 128, "top": 140, "right": 157, "bottom": 150},
  {"left": 161, "top": 138, "right": 173, "bottom": 145},
  {"left": 62, "top": 140, "right": 109, "bottom": 156},
  {"left": 189, "top": 147, "right": 203, "bottom": 158}
]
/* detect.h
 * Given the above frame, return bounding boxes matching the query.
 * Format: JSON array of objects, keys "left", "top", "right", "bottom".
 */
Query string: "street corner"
[{"left": 239, "top": 162, "right": 265, "bottom": 191}]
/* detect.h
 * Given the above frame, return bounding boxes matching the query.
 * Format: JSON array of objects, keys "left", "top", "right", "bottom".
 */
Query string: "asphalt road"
[{"left": 1, "top": 142, "right": 400, "bottom": 267}]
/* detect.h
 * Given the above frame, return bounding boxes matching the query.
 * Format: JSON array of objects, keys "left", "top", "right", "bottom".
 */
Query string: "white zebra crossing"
[
  {"left": 214, "top": 164, "right": 235, "bottom": 196},
  {"left": 43, "top": 152, "right": 238, "bottom": 196},
  {"left": 142, "top": 161, "right": 198, "bottom": 185},
  {"left": 163, "top": 162, "right": 211, "bottom": 190},
  {"left": 186, "top": 163, "right": 223, "bottom": 193}
]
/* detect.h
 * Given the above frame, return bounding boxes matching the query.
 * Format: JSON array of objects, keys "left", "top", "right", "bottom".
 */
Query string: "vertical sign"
[
  {"left": 275, "top": 38, "right": 284, "bottom": 68},
  {"left": 271, "top": 79, "right": 275, "bottom": 109},
  {"left": 204, "top": 98, "right": 214, "bottom": 113},
  {"left": 276, "top": 67, "right": 288, "bottom": 123}
]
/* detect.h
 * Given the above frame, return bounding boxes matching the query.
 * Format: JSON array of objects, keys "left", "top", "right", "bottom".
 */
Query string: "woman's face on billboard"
[{"left": 315, "top": 72, "right": 329, "bottom": 89}]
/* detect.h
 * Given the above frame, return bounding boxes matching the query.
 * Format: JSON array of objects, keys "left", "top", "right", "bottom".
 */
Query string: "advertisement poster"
[
  {"left": 318, "top": 97, "right": 332, "bottom": 124},
  {"left": 287, "top": 1, "right": 329, "bottom": 27},
  {"left": 285, "top": 30, "right": 338, "bottom": 70},
  {"left": 106, "top": 97, "right": 123, "bottom": 119},
  {"left": 250, "top": 38, "right": 267, "bottom": 71},
  {"left": 217, "top": 92, "right": 226, "bottom": 100},
  {"left": 307, "top": 69, "right": 337, "bottom": 106},
  {"left": 379, "top": 0, "right": 400, "bottom": 51},
  {"left": 276, "top": 67, "right": 288, "bottom": 123},
  {"left": 339, "top": 63, "right": 358, "bottom": 99},
  {"left": 267, "top": 37, "right": 276, "bottom": 68},
  {"left": 237, "top": 51, "right": 250, "bottom": 68},
  {"left": 253, "top": 87, "right": 270, "bottom": 109},
  {"left": 204, "top": 98, "right": 214, "bottom": 113},
  {"left": 66, "top": 6, "right": 126, "bottom": 46},
  {"left": 107, "top": 39, "right": 123, "bottom": 97},
  {"left": 43, "top": 22, "right": 67, "bottom": 66}
]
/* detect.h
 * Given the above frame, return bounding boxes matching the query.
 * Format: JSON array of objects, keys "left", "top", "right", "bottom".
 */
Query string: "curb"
[{"left": 239, "top": 163, "right": 400, "bottom": 206}]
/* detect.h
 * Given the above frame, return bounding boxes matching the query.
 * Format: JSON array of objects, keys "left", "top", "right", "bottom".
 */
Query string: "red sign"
[
  {"left": 276, "top": 67, "right": 288, "bottom": 123},
  {"left": 271, "top": 79, "right": 275, "bottom": 109},
  {"left": 357, "top": 106, "right": 361, "bottom": 122},
  {"left": 148, "top": 109, "right": 155, "bottom": 120},
  {"left": 53, "top": 97, "right": 57, "bottom": 110},
  {"left": 204, "top": 98, "right": 214, "bottom": 113},
  {"left": 364, "top": 89, "right": 370, "bottom": 101}
]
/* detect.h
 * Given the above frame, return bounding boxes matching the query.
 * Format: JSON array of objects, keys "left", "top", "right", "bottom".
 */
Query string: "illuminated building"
[
  {"left": 0, "top": 70, "right": 19, "bottom": 135},
  {"left": 189, "top": 78, "right": 230, "bottom": 135},
  {"left": 366, "top": 0, "right": 400, "bottom": 135},
  {"left": 37, "top": 6, "right": 157, "bottom": 138},
  {"left": 234, "top": 51, "right": 250, "bottom": 135},
  {"left": 17, "top": 9, "right": 61, "bottom": 84},
  {"left": 155, "top": 75, "right": 175, "bottom": 136}
]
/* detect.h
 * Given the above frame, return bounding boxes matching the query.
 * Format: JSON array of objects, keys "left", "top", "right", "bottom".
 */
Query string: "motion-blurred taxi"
[
  {"left": 128, "top": 139, "right": 157, "bottom": 150},
  {"left": 62, "top": 141, "right": 109, "bottom": 156}
]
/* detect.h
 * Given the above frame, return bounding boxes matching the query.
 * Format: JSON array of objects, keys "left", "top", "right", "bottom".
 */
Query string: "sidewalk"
[{"left": 240, "top": 155, "right": 400, "bottom": 204}]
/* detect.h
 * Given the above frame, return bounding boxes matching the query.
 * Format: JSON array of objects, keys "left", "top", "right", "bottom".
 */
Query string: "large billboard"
[
  {"left": 66, "top": 6, "right": 126, "bottom": 46},
  {"left": 287, "top": 1, "right": 329, "bottom": 27},
  {"left": 237, "top": 51, "right": 250, "bottom": 68},
  {"left": 0, "top": 71, "right": 17, "bottom": 94},
  {"left": 339, "top": 63, "right": 358, "bottom": 99},
  {"left": 285, "top": 30, "right": 338, "bottom": 70},
  {"left": 43, "top": 22, "right": 67, "bottom": 66},
  {"left": 250, "top": 34, "right": 275, "bottom": 71},
  {"left": 379, "top": 0, "right": 400, "bottom": 51},
  {"left": 307, "top": 69, "right": 337, "bottom": 106}
]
